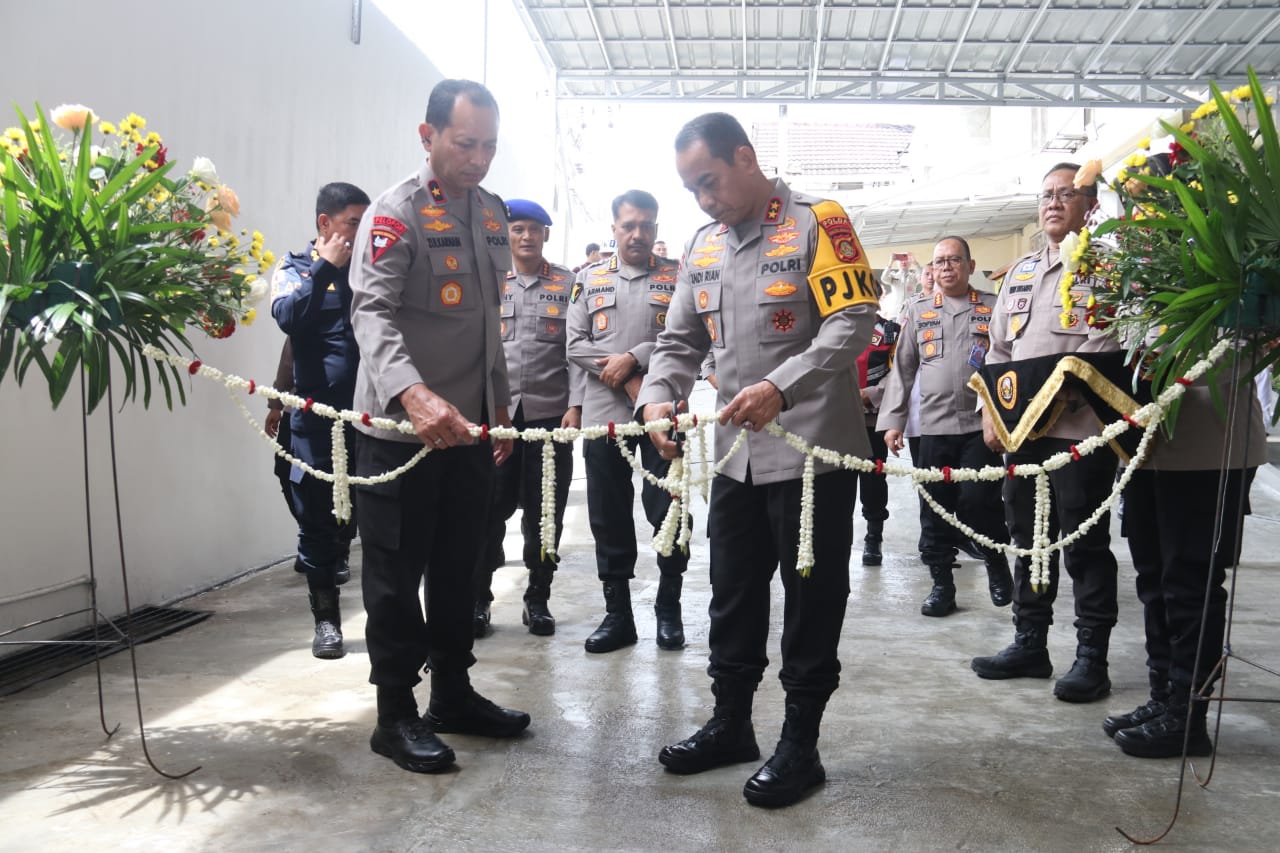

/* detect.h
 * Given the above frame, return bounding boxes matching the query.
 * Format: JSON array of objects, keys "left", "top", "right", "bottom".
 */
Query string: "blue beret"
[{"left": 505, "top": 198, "right": 552, "bottom": 226}]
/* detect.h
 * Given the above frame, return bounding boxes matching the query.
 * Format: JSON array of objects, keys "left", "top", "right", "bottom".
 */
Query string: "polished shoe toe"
[
  {"left": 742, "top": 743, "right": 826, "bottom": 808},
  {"left": 370, "top": 718, "right": 455, "bottom": 774},
  {"left": 424, "top": 692, "right": 531, "bottom": 738},
  {"left": 659, "top": 719, "right": 759, "bottom": 775}
]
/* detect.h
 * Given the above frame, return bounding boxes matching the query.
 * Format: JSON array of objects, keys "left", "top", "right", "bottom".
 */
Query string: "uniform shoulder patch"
[{"left": 805, "top": 200, "right": 877, "bottom": 318}]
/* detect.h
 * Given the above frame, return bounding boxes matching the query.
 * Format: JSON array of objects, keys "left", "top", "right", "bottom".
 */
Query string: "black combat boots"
[
  {"left": 655, "top": 575, "right": 685, "bottom": 650},
  {"left": 308, "top": 586, "right": 345, "bottom": 659},
  {"left": 659, "top": 680, "right": 760, "bottom": 774},
  {"left": 862, "top": 519, "right": 884, "bottom": 566},
  {"left": 1114, "top": 688, "right": 1212, "bottom": 758},
  {"left": 743, "top": 697, "right": 827, "bottom": 808},
  {"left": 584, "top": 580, "right": 638, "bottom": 653},
  {"left": 984, "top": 551, "right": 1013, "bottom": 607},
  {"left": 1103, "top": 669, "right": 1170, "bottom": 737},
  {"left": 920, "top": 564, "right": 957, "bottom": 617},
  {"left": 522, "top": 566, "right": 556, "bottom": 636},
  {"left": 369, "top": 685, "right": 456, "bottom": 774},
  {"left": 422, "top": 669, "right": 531, "bottom": 738},
  {"left": 971, "top": 617, "right": 1053, "bottom": 679},
  {"left": 1053, "top": 626, "right": 1111, "bottom": 702}
]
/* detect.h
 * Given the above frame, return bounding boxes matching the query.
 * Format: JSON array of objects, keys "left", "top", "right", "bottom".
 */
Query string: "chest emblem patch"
[{"left": 440, "top": 282, "right": 463, "bottom": 306}]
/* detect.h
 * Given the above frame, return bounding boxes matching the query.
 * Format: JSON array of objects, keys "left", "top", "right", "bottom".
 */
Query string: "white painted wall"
[{"left": 0, "top": 0, "right": 554, "bottom": 637}]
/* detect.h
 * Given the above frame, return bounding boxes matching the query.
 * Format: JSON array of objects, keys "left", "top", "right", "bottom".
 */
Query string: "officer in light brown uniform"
[
  {"left": 473, "top": 199, "right": 582, "bottom": 638},
  {"left": 971, "top": 162, "right": 1122, "bottom": 704},
  {"left": 349, "top": 78, "right": 529, "bottom": 777},
  {"left": 878, "top": 236, "right": 1012, "bottom": 618},
  {"left": 566, "top": 189, "right": 688, "bottom": 654},
  {"left": 639, "top": 112, "right": 877, "bottom": 809}
]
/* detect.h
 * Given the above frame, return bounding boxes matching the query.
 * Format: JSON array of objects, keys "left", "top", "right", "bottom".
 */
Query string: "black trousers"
[
  {"left": 475, "top": 407, "right": 574, "bottom": 601},
  {"left": 288, "top": 424, "right": 357, "bottom": 588},
  {"left": 1123, "top": 467, "right": 1254, "bottom": 693},
  {"left": 857, "top": 426, "right": 889, "bottom": 525},
  {"left": 916, "top": 431, "right": 1007, "bottom": 566},
  {"left": 584, "top": 434, "right": 688, "bottom": 580},
  {"left": 706, "top": 469, "right": 856, "bottom": 700},
  {"left": 355, "top": 434, "right": 494, "bottom": 689},
  {"left": 1004, "top": 437, "right": 1119, "bottom": 630}
]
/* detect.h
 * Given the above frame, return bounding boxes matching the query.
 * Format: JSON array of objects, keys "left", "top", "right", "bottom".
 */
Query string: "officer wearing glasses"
[
  {"left": 971, "top": 163, "right": 1122, "bottom": 705},
  {"left": 878, "top": 237, "right": 1012, "bottom": 618}
]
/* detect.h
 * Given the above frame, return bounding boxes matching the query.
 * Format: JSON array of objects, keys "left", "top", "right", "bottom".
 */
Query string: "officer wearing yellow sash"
[{"left": 639, "top": 112, "right": 877, "bottom": 808}]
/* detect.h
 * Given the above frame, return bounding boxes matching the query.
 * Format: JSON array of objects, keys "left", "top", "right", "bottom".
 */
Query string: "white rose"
[
  {"left": 247, "top": 277, "right": 268, "bottom": 306},
  {"left": 1060, "top": 231, "right": 1082, "bottom": 273},
  {"left": 190, "top": 156, "right": 219, "bottom": 184}
]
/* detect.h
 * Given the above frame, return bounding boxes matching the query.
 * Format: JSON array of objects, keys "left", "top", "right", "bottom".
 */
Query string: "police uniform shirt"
[
  {"left": 270, "top": 243, "right": 359, "bottom": 409},
  {"left": 987, "top": 244, "right": 1120, "bottom": 441},
  {"left": 500, "top": 261, "right": 580, "bottom": 420},
  {"left": 878, "top": 287, "right": 994, "bottom": 436},
  {"left": 349, "top": 162, "right": 511, "bottom": 442},
  {"left": 636, "top": 179, "right": 878, "bottom": 485},
  {"left": 567, "top": 254, "right": 680, "bottom": 426}
]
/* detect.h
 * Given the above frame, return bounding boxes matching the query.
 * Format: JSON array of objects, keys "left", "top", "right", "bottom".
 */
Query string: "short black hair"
[
  {"left": 937, "top": 235, "right": 972, "bottom": 260},
  {"left": 315, "top": 182, "right": 371, "bottom": 227},
  {"left": 611, "top": 189, "right": 659, "bottom": 221},
  {"left": 425, "top": 79, "right": 499, "bottom": 129},
  {"left": 1043, "top": 161, "right": 1098, "bottom": 197},
  {"left": 585, "top": 242, "right": 600, "bottom": 254},
  {"left": 675, "top": 112, "right": 752, "bottom": 164}
]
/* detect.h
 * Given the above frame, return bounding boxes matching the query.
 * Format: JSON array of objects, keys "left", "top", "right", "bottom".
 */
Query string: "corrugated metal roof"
[
  {"left": 513, "top": 0, "right": 1280, "bottom": 107},
  {"left": 751, "top": 121, "right": 915, "bottom": 174}
]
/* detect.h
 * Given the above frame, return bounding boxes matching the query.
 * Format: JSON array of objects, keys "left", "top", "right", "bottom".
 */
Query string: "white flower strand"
[
  {"left": 150, "top": 337, "right": 1230, "bottom": 568},
  {"left": 540, "top": 436, "right": 557, "bottom": 560},
  {"left": 797, "top": 453, "right": 817, "bottom": 577},
  {"left": 1031, "top": 472, "right": 1053, "bottom": 591},
  {"left": 331, "top": 418, "right": 351, "bottom": 523}
]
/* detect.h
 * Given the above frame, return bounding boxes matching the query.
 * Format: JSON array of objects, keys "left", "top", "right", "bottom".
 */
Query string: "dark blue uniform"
[{"left": 271, "top": 244, "right": 359, "bottom": 586}]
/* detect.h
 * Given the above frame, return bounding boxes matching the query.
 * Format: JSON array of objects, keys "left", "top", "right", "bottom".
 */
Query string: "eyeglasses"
[
  {"left": 930, "top": 256, "right": 967, "bottom": 269},
  {"left": 1037, "top": 189, "right": 1090, "bottom": 206}
]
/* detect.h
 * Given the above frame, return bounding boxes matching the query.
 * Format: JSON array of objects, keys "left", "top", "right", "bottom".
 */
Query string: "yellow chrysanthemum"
[
  {"left": 1124, "top": 152, "right": 1146, "bottom": 168},
  {"left": 125, "top": 113, "right": 146, "bottom": 130},
  {"left": 1231, "top": 85, "right": 1251, "bottom": 101},
  {"left": 250, "top": 248, "right": 262, "bottom": 260},
  {"left": 262, "top": 250, "right": 276, "bottom": 266},
  {"left": 144, "top": 131, "right": 162, "bottom": 146},
  {"left": 228, "top": 236, "right": 240, "bottom": 249},
  {"left": 1180, "top": 121, "right": 1195, "bottom": 133},
  {"left": 1228, "top": 191, "right": 1239, "bottom": 204},
  {"left": 4, "top": 126, "right": 24, "bottom": 141},
  {"left": 241, "top": 308, "right": 257, "bottom": 326},
  {"left": 1116, "top": 167, "right": 1129, "bottom": 183},
  {"left": 98, "top": 120, "right": 116, "bottom": 135},
  {"left": 208, "top": 237, "right": 220, "bottom": 248},
  {"left": 1138, "top": 137, "right": 1150, "bottom": 150},
  {"left": 252, "top": 230, "right": 263, "bottom": 242}
]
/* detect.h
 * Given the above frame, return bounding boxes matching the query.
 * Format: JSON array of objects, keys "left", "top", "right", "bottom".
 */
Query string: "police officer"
[
  {"left": 878, "top": 236, "right": 1012, "bottom": 617},
  {"left": 1106, "top": 372, "right": 1265, "bottom": 757},
  {"left": 640, "top": 112, "right": 877, "bottom": 808},
  {"left": 972, "top": 163, "right": 1122, "bottom": 703},
  {"left": 567, "top": 189, "right": 687, "bottom": 653},
  {"left": 271, "top": 182, "right": 370, "bottom": 659},
  {"left": 350, "top": 79, "right": 530, "bottom": 776},
  {"left": 474, "top": 198, "right": 581, "bottom": 638},
  {"left": 854, "top": 292, "right": 898, "bottom": 567}
]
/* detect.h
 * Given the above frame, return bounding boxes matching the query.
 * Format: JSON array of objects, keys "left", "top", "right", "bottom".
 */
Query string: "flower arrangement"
[
  {"left": 0, "top": 103, "right": 273, "bottom": 412},
  {"left": 1071, "top": 68, "right": 1280, "bottom": 403}
]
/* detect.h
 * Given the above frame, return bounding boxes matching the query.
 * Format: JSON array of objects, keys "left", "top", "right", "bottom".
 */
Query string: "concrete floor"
[{"left": 2, "top": 406, "right": 1278, "bottom": 851}]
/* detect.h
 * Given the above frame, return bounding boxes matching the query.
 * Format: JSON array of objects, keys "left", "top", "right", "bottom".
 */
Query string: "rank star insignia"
[
  {"left": 422, "top": 220, "right": 454, "bottom": 232},
  {"left": 764, "top": 196, "right": 783, "bottom": 223},
  {"left": 765, "top": 244, "right": 798, "bottom": 258},
  {"left": 772, "top": 309, "right": 796, "bottom": 332},
  {"left": 428, "top": 180, "right": 445, "bottom": 203}
]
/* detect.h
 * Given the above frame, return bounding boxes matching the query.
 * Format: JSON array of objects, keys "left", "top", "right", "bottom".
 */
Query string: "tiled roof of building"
[{"left": 751, "top": 122, "right": 914, "bottom": 175}]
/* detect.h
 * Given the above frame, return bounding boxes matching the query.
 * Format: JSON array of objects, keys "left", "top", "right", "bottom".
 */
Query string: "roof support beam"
[
  {"left": 945, "top": 0, "right": 985, "bottom": 76},
  {"left": 1195, "top": 12, "right": 1280, "bottom": 78},
  {"left": 1144, "top": 0, "right": 1224, "bottom": 78},
  {"left": 1080, "top": 0, "right": 1146, "bottom": 77},
  {"left": 808, "top": 0, "right": 827, "bottom": 100},
  {"left": 659, "top": 0, "right": 683, "bottom": 98},
  {"left": 1005, "top": 0, "right": 1054, "bottom": 72},
  {"left": 877, "top": 0, "right": 906, "bottom": 74},
  {"left": 581, "top": 0, "right": 619, "bottom": 97}
]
